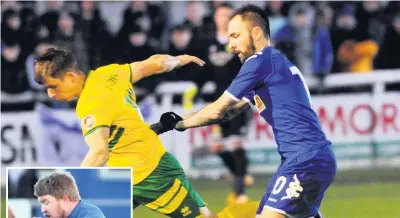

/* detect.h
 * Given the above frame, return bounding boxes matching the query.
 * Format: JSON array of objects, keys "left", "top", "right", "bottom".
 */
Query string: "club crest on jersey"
[
  {"left": 82, "top": 115, "right": 96, "bottom": 130},
  {"left": 254, "top": 95, "right": 266, "bottom": 112}
]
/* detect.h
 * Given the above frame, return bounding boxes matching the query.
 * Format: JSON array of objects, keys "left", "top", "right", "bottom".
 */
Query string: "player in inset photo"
[
  {"left": 7, "top": 168, "right": 131, "bottom": 218},
  {"left": 34, "top": 171, "right": 105, "bottom": 218}
]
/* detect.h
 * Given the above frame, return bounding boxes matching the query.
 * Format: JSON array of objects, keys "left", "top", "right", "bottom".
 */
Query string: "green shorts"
[{"left": 132, "top": 152, "right": 206, "bottom": 218}]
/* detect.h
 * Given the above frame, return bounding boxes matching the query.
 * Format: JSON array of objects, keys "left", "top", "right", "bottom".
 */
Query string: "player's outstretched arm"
[
  {"left": 174, "top": 93, "right": 250, "bottom": 131},
  {"left": 129, "top": 54, "right": 205, "bottom": 84},
  {"left": 81, "top": 127, "right": 110, "bottom": 167},
  {"left": 150, "top": 112, "right": 183, "bottom": 135}
]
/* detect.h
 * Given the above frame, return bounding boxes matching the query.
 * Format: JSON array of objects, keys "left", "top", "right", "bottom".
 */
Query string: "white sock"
[{"left": 200, "top": 206, "right": 213, "bottom": 217}]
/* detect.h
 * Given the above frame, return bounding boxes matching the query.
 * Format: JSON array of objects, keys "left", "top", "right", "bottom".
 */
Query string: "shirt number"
[{"left": 290, "top": 66, "right": 312, "bottom": 106}]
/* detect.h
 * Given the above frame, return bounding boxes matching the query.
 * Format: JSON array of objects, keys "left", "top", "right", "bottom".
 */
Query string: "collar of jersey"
[
  {"left": 68, "top": 200, "right": 82, "bottom": 218},
  {"left": 244, "top": 45, "right": 271, "bottom": 62}
]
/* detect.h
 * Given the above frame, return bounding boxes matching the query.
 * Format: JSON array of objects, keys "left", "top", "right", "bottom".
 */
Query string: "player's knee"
[{"left": 232, "top": 148, "right": 248, "bottom": 176}]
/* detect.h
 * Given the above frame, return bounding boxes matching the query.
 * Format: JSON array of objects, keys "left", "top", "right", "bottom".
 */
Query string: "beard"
[
  {"left": 239, "top": 34, "right": 256, "bottom": 63},
  {"left": 44, "top": 204, "right": 65, "bottom": 218}
]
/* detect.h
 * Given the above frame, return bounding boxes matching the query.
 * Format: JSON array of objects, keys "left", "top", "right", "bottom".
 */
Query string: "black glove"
[{"left": 150, "top": 112, "right": 183, "bottom": 135}]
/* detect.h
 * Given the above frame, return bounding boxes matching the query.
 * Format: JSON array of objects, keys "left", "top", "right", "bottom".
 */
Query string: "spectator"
[
  {"left": 355, "top": 1, "right": 386, "bottom": 45},
  {"left": 274, "top": 2, "right": 333, "bottom": 77},
  {"left": 184, "top": 1, "right": 214, "bottom": 42},
  {"left": 317, "top": 2, "right": 334, "bottom": 29},
  {"left": 1, "top": 9, "right": 23, "bottom": 46},
  {"left": 146, "top": 2, "right": 166, "bottom": 49},
  {"left": 333, "top": 2, "right": 380, "bottom": 74},
  {"left": 202, "top": 3, "right": 242, "bottom": 101},
  {"left": 76, "top": 0, "right": 111, "bottom": 69},
  {"left": 375, "top": 13, "right": 400, "bottom": 70},
  {"left": 330, "top": 4, "right": 359, "bottom": 73},
  {"left": 53, "top": 12, "right": 89, "bottom": 73},
  {"left": 1, "top": 40, "right": 33, "bottom": 111},
  {"left": 25, "top": 40, "right": 56, "bottom": 91},
  {"left": 40, "top": 1, "right": 64, "bottom": 41},
  {"left": 337, "top": 39, "right": 378, "bottom": 73},
  {"left": 117, "top": 1, "right": 165, "bottom": 51},
  {"left": 118, "top": 25, "right": 160, "bottom": 98},
  {"left": 19, "top": 3, "right": 39, "bottom": 53},
  {"left": 167, "top": 24, "right": 201, "bottom": 84},
  {"left": 265, "top": 1, "right": 287, "bottom": 37}
]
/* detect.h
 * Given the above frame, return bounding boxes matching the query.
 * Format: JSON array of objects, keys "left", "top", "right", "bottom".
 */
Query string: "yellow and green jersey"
[{"left": 76, "top": 63, "right": 166, "bottom": 184}]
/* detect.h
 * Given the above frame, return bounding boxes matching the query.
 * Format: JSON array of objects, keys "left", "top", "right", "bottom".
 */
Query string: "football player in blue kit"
[{"left": 155, "top": 4, "right": 336, "bottom": 218}]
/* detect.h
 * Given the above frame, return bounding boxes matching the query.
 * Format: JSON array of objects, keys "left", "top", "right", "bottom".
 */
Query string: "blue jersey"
[
  {"left": 226, "top": 46, "right": 331, "bottom": 160},
  {"left": 68, "top": 200, "right": 105, "bottom": 218}
]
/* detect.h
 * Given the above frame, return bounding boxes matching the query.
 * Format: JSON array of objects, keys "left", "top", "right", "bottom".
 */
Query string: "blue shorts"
[{"left": 257, "top": 146, "right": 336, "bottom": 217}]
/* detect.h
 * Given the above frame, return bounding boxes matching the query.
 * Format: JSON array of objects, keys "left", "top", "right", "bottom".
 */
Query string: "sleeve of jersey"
[
  {"left": 115, "top": 64, "right": 132, "bottom": 82},
  {"left": 78, "top": 91, "right": 116, "bottom": 137},
  {"left": 243, "top": 91, "right": 255, "bottom": 107},
  {"left": 225, "top": 57, "right": 270, "bottom": 102}
]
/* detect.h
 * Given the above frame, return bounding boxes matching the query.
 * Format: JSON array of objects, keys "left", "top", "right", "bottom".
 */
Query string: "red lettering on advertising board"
[
  {"left": 349, "top": 104, "right": 377, "bottom": 135},
  {"left": 382, "top": 103, "right": 399, "bottom": 133},
  {"left": 318, "top": 106, "right": 347, "bottom": 135},
  {"left": 189, "top": 126, "right": 213, "bottom": 144}
]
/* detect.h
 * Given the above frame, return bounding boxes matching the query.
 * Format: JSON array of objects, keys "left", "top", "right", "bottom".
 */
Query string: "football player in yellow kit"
[{"left": 33, "top": 48, "right": 215, "bottom": 218}]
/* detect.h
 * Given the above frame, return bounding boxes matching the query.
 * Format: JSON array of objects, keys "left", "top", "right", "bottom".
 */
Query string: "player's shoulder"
[
  {"left": 93, "top": 63, "right": 128, "bottom": 72},
  {"left": 80, "top": 201, "right": 105, "bottom": 217},
  {"left": 89, "top": 63, "right": 131, "bottom": 87},
  {"left": 85, "top": 63, "right": 128, "bottom": 90},
  {"left": 241, "top": 46, "right": 273, "bottom": 71},
  {"left": 90, "top": 63, "right": 127, "bottom": 79}
]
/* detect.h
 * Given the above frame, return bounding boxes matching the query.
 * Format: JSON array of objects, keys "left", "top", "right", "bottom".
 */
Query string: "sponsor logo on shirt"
[{"left": 254, "top": 95, "right": 266, "bottom": 112}]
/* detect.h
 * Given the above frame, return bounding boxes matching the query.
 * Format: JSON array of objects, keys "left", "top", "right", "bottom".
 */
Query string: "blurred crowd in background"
[{"left": 2, "top": 1, "right": 400, "bottom": 111}]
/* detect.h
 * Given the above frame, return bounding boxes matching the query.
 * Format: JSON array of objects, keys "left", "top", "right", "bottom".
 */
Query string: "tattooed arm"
[
  {"left": 175, "top": 93, "right": 251, "bottom": 131},
  {"left": 129, "top": 54, "right": 205, "bottom": 84}
]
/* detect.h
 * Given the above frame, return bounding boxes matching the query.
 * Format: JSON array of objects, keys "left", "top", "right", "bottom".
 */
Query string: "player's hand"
[
  {"left": 160, "top": 112, "right": 183, "bottom": 131},
  {"left": 177, "top": 55, "right": 205, "bottom": 67}
]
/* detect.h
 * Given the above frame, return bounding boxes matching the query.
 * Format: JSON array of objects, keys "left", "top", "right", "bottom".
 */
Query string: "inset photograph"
[{"left": 7, "top": 167, "right": 132, "bottom": 218}]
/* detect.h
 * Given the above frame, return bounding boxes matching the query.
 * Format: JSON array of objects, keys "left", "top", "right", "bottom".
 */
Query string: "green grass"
[{"left": 133, "top": 169, "right": 400, "bottom": 218}]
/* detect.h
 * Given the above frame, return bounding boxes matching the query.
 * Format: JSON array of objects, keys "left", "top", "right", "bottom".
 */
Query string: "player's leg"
[
  {"left": 226, "top": 111, "right": 252, "bottom": 190},
  {"left": 132, "top": 152, "right": 215, "bottom": 217},
  {"left": 165, "top": 189, "right": 214, "bottom": 218},
  {"left": 210, "top": 124, "right": 236, "bottom": 175},
  {"left": 231, "top": 140, "right": 250, "bottom": 203},
  {"left": 258, "top": 149, "right": 336, "bottom": 218},
  {"left": 219, "top": 112, "right": 252, "bottom": 204}
]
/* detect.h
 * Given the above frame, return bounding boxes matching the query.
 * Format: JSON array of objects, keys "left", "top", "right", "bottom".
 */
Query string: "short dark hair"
[
  {"left": 34, "top": 171, "right": 81, "bottom": 201},
  {"left": 34, "top": 48, "right": 78, "bottom": 85},
  {"left": 230, "top": 4, "right": 270, "bottom": 38}
]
